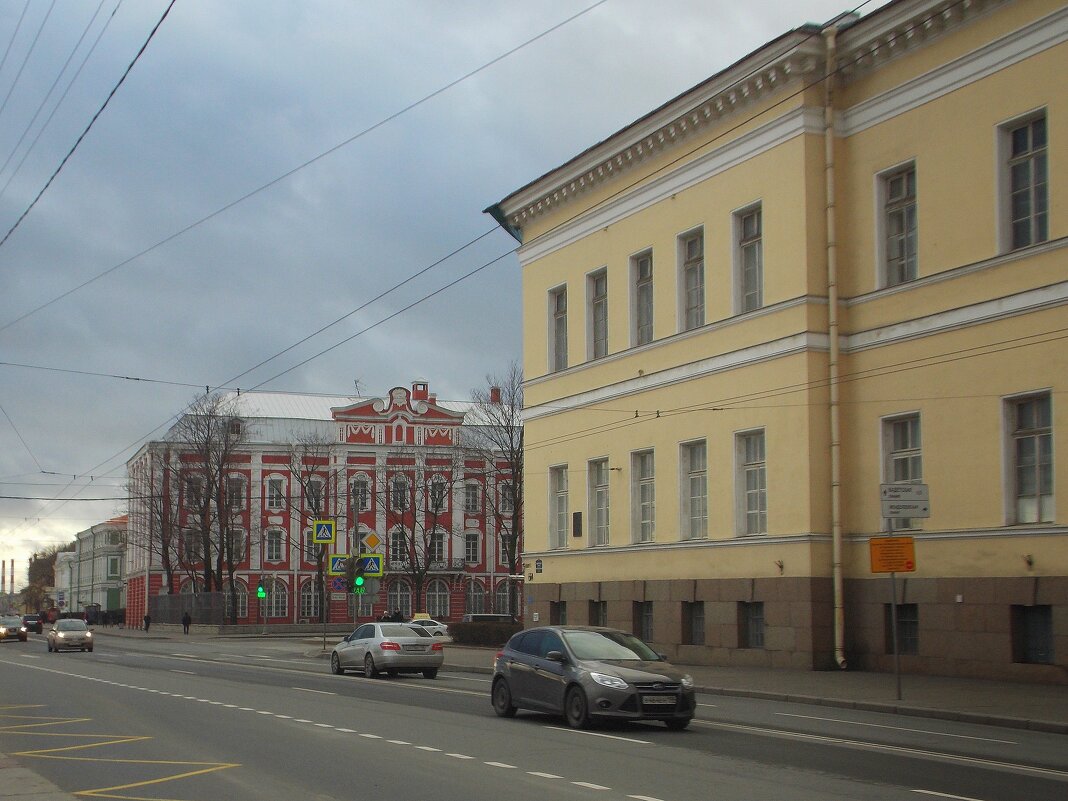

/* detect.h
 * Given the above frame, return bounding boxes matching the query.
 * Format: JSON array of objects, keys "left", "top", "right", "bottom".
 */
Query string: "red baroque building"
[{"left": 125, "top": 382, "right": 522, "bottom": 627}]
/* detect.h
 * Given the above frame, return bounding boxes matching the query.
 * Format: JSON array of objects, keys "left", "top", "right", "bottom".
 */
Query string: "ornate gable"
[{"left": 332, "top": 384, "right": 464, "bottom": 447}]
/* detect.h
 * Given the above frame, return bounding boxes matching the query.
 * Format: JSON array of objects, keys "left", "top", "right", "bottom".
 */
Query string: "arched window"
[
  {"left": 224, "top": 581, "right": 248, "bottom": 620},
  {"left": 494, "top": 581, "right": 512, "bottom": 616},
  {"left": 465, "top": 580, "right": 485, "bottom": 614},
  {"left": 300, "top": 580, "right": 320, "bottom": 620},
  {"left": 263, "top": 577, "right": 288, "bottom": 619},
  {"left": 426, "top": 579, "right": 449, "bottom": 618},
  {"left": 348, "top": 592, "right": 373, "bottom": 620},
  {"left": 386, "top": 580, "right": 412, "bottom": 619}
]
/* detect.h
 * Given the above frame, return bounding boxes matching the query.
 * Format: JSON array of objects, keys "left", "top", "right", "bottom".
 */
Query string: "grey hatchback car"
[{"left": 492, "top": 626, "right": 695, "bottom": 730}]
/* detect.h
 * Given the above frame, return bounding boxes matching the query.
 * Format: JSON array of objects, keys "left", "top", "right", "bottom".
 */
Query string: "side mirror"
[{"left": 545, "top": 650, "right": 566, "bottom": 663}]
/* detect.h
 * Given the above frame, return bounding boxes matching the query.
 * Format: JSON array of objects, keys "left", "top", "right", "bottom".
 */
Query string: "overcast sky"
[{"left": 0, "top": 0, "right": 889, "bottom": 589}]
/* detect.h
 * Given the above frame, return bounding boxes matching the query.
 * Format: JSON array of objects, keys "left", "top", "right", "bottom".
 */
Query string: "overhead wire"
[{"left": 0, "top": 0, "right": 56, "bottom": 123}]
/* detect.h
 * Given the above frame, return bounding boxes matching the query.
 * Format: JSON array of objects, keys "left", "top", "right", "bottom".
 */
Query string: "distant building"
[
  {"left": 55, "top": 517, "right": 126, "bottom": 622},
  {"left": 487, "top": 0, "right": 1066, "bottom": 681},
  {"left": 125, "top": 382, "right": 520, "bottom": 627}
]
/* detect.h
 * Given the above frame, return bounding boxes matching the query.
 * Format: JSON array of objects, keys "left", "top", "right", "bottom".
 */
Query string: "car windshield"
[
  {"left": 56, "top": 620, "right": 87, "bottom": 631},
  {"left": 1, "top": 616, "right": 21, "bottom": 626},
  {"left": 562, "top": 630, "right": 661, "bottom": 661}
]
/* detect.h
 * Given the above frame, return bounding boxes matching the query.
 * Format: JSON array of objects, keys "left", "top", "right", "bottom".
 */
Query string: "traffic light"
[
  {"left": 353, "top": 560, "right": 366, "bottom": 594},
  {"left": 256, "top": 583, "right": 266, "bottom": 599}
]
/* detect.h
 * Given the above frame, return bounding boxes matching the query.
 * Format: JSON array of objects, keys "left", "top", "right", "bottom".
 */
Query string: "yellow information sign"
[{"left": 869, "top": 536, "right": 916, "bottom": 573}]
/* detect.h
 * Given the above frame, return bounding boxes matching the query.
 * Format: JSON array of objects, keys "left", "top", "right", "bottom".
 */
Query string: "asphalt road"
[{"left": 1, "top": 634, "right": 1065, "bottom": 801}]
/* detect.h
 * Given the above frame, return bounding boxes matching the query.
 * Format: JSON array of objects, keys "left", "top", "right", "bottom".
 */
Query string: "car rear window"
[{"left": 382, "top": 624, "right": 425, "bottom": 638}]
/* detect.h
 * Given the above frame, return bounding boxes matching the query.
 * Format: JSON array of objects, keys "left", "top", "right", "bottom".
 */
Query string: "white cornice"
[
  {"left": 838, "top": 3, "right": 1068, "bottom": 136},
  {"left": 516, "top": 106, "right": 824, "bottom": 266}
]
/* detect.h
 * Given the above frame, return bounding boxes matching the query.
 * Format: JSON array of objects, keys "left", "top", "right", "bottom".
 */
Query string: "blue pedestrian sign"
[
  {"left": 360, "top": 553, "right": 383, "bottom": 577},
  {"left": 328, "top": 554, "right": 349, "bottom": 575},
  {"left": 312, "top": 519, "right": 336, "bottom": 544}
]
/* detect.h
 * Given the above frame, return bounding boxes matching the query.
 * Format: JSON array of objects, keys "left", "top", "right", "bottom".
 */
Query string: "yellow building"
[{"left": 487, "top": 0, "right": 1066, "bottom": 681}]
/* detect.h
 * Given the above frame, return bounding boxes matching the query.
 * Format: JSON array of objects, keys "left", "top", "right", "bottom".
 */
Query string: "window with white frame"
[
  {"left": 464, "top": 482, "right": 481, "bottom": 514},
  {"left": 387, "top": 581, "right": 412, "bottom": 619},
  {"left": 227, "top": 528, "right": 247, "bottom": 562},
  {"left": 632, "top": 450, "right": 655, "bottom": 543},
  {"left": 106, "top": 555, "right": 121, "bottom": 580},
  {"left": 105, "top": 529, "right": 123, "bottom": 546},
  {"left": 1004, "top": 113, "right": 1048, "bottom": 251},
  {"left": 224, "top": 583, "right": 248, "bottom": 620},
  {"left": 633, "top": 251, "right": 653, "bottom": 346},
  {"left": 185, "top": 476, "right": 204, "bottom": 510},
  {"left": 266, "top": 477, "right": 285, "bottom": 510},
  {"left": 226, "top": 476, "right": 245, "bottom": 509},
  {"left": 466, "top": 580, "right": 485, "bottom": 613},
  {"left": 499, "top": 482, "right": 515, "bottom": 515},
  {"left": 426, "top": 578, "right": 449, "bottom": 618},
  {"left": 498, "top": 528, "right": 513, "bottom": 566},
  {"left": 300, "top": 581, "right": 320, "bottom": 620},
  {"left": 881, "top": 164, "right": 917, "bottom": 286},
  {"left": 348, "top": 592, "right": 373, "bottom": 619},
  {"left": 736, "top": 205, "right": 763, "bottom": 313},
  {"left": 737, "top": 430, "right": 767, "bottom": 535},
  {"left": 680, "top": 230, "right": 704, "bottom": 331},
  {"left": 681, "top": 440, "right": 707, "bottom": 540},
  {"left": 550, "top": 466, "right": 568, "bottom": 549},
  {"left": 1010, "top": 393, "right": 1053, "bottom": 523},
  {"left": 351, "top": 476, "right": 370, "bottom": 512},
  {"left": 429, "top": 528, "right": 445, "bottom": 563},
  {"left": 389, "top": 528, "right": 408, "bottom": 566},
  {"left": 884, "top": 414, "right": 922, "bottom": 530},
  {"left": 589, "top": 269, "right": 608, "bottom": 360},
  {"left": 429, "top": 477, "right": 447, "bottom": 513},
  {"left": 303, "top": 529, "right": 320, "bottom": 561},
  {"left": 464, "top": 531, "right": 480, "bottom": 563},
  {"left": 183, "top": 530, "right": 201, "bottom": 562},
  {"left": 264, "top": 578, "right": 287, "bottom": 618},
  {"left": 494, "top": 581, "right": 513, "bottom": 616},
  {"left": 265, "top": 529, "right": 283, "bottom": 561},
  {"left": 589, "top": 459, "right": 610, "bottom": 546},
  {"left": 550, "top": 286, "right": 568, "bottom": 372},
  {"left": 390, "top": 476, "right": 410, "bottom": 511},
  {"left": 306, "top": 478, "right": 324, "bottom": 513}
]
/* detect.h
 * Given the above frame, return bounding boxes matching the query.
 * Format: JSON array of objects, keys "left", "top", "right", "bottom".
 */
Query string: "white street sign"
[
  {"left": 881, "top": 500, "right": 931, "bottom": 518},
  {"left": 880, "top": 483, "right": 929, "bottom": 501}
]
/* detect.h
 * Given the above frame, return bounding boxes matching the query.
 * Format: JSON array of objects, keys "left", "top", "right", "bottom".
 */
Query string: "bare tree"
[
  {"left": 463, "top": 361, "right": 524, "bottom": 616},
  {"left": 126, "top": 445, "right": 184, "bottom": 595}
]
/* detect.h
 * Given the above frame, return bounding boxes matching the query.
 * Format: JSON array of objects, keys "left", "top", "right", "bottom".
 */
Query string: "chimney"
[
  {"left": 428, "top": 394, "right": 437, "bottom": 404},
  {"left": 490, "top": 386, "right": 502, "bottom": 404},
  {"left": 411, "top": 382, "right": 429, "bottom": 401}
]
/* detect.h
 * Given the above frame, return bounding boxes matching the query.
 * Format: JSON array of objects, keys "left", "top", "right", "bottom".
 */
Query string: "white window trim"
[
  {"left": 351, "top": 473, "right": 372, "bottom": 513},
  {"left": 1001, "top": 388, "right": 1055, "bottom": 525},
  {"left": 995, "top": 107, "right": 1047, "bottom": 254},
  {"left": 588, "top": 457, "right": 610, "bottom": 547},
  {"left": 732, "top": 201, "right": 763, "bottom": 315},
  {"left": 676, "top": 225, "right": 704, "bottom": 333},
  {"left": 679, "top": 439, "right": 708, "bottom": 541},
  {"left": 873, "top": 160, "right": 918, "bottom": 288},
  {"left": 879, "top": 411, "right": 923, "bottom": 531},
  {"left": 630, "top": 248, "right": 654, "bottom": 347},
  {"left": 548, "top": 464, "right": 568, "bottom": 550},
  {"left": 226, "top": 474, "right": 247, "bottom": 509},
  {"left": 586, "top": 266, "right": 609, "bottom": 361},
  {"left": 631, "top": 449, "right": 655, "bottom": 544},
  {"left": 734, "top": 428, "right": 767, "bottom": 537},
  {"left": 265, "top": 474, "right": 286, "bottom": 511},
  {"left": 547, "top": 283, "right": 568, "bottom": 373},
  {"left": 463, "top": 481, "right": 482, "bottom": 515}
]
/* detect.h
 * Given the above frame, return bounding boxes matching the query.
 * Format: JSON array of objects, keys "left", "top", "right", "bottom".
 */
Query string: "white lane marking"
[
  {"left": 359, "top": 733, "right": 381, "bottom": 739},
  {"left": 439, "top": 673, "right": 491, "bottom": 683},
  {"left": 485, "top": 761, "right": 516, "bottom": 769},
  {"left": 388, "top": 739, "right": 410, "bottom": 745},
  {"left": 314, "top": 723, "right": 334, "bottom": 728},
  {"left": 448, "top": 754, "right": 474, "bottom": 760},
  {"left": 572, "top": 781, "right": 610, "bottom": 790},
  {"left": 294, "top": 718, "right": 312, "bottom": 723},
  {"left": 775, "top": 712, "right": 1017, "bottom": 744},
  {"left": 415, "top": 746, "right": 441, "bottom": 752},
  {"left": 911, "top": 791, "right": 988, "bottom": 800},
  {"left": 545, "top": 725, "right": 652, "bottom": 744},
  {"left": 337, "top": 728, "right": 356, "bottom": 733},
  {"left": 628, "top": 795, "right": 667, "bottom": 801},
  {"left": 255, "top": 710, "right": 273, "bottom": 715},
  {"left": 293, "top": 686, "right": 335, "bottom": 695},
  {"left": 238, "top": 707, "right": 254, "bottom": 711},
  {"left": 275, "top": 714, "right": 292, "bottom": 719},
  {"left": 528, "top": 771, "right": 563, "bottom": 779},
  {"left": 696, "top": 702, "right": 717, "bottom": 708}
]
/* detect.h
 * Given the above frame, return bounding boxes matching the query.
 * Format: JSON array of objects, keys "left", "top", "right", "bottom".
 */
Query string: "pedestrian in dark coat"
[
  {"left": 181, "top": 611, "right": 191, "bottom": 634},
  {"left": 143, "top": 614, "right": 151, "bottom": 633}
]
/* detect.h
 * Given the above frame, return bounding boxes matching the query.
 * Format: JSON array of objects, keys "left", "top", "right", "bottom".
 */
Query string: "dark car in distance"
[
  {"left": 22, "top": 614, "right": 42, "bottom": 634},
  {"left": 492, "top": 626, "right": 695, "bottom": 730}
]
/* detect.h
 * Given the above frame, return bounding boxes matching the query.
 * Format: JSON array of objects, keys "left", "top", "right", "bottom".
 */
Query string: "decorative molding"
[{"left": 525, "top": 532, "right": 831, "bottom": 560}]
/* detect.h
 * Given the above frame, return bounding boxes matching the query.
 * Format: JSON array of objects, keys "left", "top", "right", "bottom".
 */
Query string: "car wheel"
[
  {"left": 364, "top": 653, "right": 379, "bottom": 679},
  {"left": 330, "top": 653, "right": 345, "bottom": 675},
  {"left": 564, "top": 686, "right": 591, "bottom": 729},
  {"left": 47, "top": 643, "right": 52, "bottom": 652},
  {"left": 492, "top": 678, "right": 517, "bottom": 718},
  {"left": 665, "top": 718, "right": 691, "bottom": 731},
  {"left": 422, "top": 668, "right": 438, "bottom": 679},
  {"left": 87, "top": 647, "right": 93, "bottom": 653}
]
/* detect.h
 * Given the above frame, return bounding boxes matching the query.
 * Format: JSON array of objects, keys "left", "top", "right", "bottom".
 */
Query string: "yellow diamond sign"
[{"left": 362, "top": 532, "right": 381, "bottom": 551}]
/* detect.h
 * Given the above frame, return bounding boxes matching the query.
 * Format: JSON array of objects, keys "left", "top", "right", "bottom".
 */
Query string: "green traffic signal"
[
  {"left": 354, "top": 575, "right": 365, "bottom": 587},
  {"left": 256, "top": 583, "right": 266, "bottom": 599}
]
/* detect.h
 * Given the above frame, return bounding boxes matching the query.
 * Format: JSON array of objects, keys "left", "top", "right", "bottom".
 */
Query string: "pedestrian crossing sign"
[
  {"left": 328, "top": 554, "right": 348, "bottom": 575},
  {"left": 360, "top": 553, "right": 383, "bottom": 577},
  {"left": 312, "top": 519, "right": 336, "bottom": 544}
]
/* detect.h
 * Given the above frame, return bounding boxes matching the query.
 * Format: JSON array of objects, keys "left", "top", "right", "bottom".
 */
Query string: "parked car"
[
  {"left": 0, "top": 615, "right": 28, "bottom": 642},
  {"left": 492, "top": 626, "right": 695, "bottom": 730},
  {"left": 47, "top": 619, "right": 93, "bottom": 652},
  {"left": 22, "top": 614, "right": 42, "bottom": 634},
  {"left": 407, "top": 617, "right": 449, "bottom": 637},
  {"left": 462, "top": 613, "right": 516, "bottom": 623},
  {"left": 331, "top": 623, "right": 444, "bottom": 679}
]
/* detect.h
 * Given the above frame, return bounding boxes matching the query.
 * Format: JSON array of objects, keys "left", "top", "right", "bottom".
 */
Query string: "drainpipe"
[{"left": 824, "top": 25, "right": 847, "bottom": 670}]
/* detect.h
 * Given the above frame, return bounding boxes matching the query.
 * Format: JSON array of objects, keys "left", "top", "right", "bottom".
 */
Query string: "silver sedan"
[{"left": 331, "top": 623, "right": 444, "bottom": 679}]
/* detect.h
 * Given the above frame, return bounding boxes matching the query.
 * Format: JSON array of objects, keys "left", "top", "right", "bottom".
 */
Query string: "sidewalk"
[{"left": 94, "top": 626, "right": 1068, "bottom": 734}]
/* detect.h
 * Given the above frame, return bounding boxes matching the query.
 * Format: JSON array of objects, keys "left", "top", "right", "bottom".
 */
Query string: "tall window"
[
  {"left": 738, "top": 431, "right": 767, "bottom": 535},
  {"left": 465, "top": 580, "right": 485, "bottom": 614},
  {"left": 227, "top": 528, "right": 247, "bottom": 562},
  {"left": 884, "top": 165, "right": 917, "bottom": 286},
  {"left": 739, "top": 601, "right": 765, "bottom": 648},
  {"left": 633, "top": 601, "right": 653, "bottom": 642},
  {"left": 1007, "top": 115, "right": 1048, "bottom": 250},
  {"left": 306, "top": 479, "right": 324, "bottom": 513},
  {"left": 390, "top": 476, "right": 410, "bottom": 511},
  {"left": 632, "top": 450, "right": 655, "bottom": 543},
  {"left": 550, "top": 286, "right": 568, "bottom": 372},
  {"left": 589, "top": 459, "right": 610, "bottom": 546},
  {"left": 589, "top": 269, "right": 608, "bottom": 360},
  {"left": 464, "top": 483, "right": 481, "bottom": 514},
  {"left": 303, "top": 529, "right": 320, "bottom": 561},
  {"left": 185, "top": 476, "right": 204, "bottom": 510},
  {"left": 499, "top": 482, "right": 515, "bottom": 515},
  {"left": 351, "top": 477, "right": 370, "bottom": 512},
  {"left": 300, "top": 581, "right": 320, "bottom": 620},
  {"left": 549, "top": 600, "right": 567, "bottom": 625},
  {"left": 550, "top": 466, "right": 568, "bottom": 549},
  {"left": 682, "top": 601, "right": 705, "bottom": 646},
  {"left": 589, "top": 600, "right": 607, "bottom": 627},
  {"left": 389, "top": 528, "right": 408, "bottom": 566},
  {"left": 885, "top": 415, "right": 922, "bottom": 530},
  {"left": 633, "top": 251, "right": 653, "bottom": 346},
  {"left": 1011, "top": 394, "right": 1053, "bottom": 523},
  {"left": 265, "top": 529, "right": 283, "bottom": 561},
  {"left": 429, "top": 478, "right": 447, "bottom": 512},
  {"left": 386, "top": 581, "right": 412, "bottom": 619},
  {"left": 224, "top": 582, "right": 248, "bottom": 620},
  {"left": 681, "top": 231, "right": 704, "bottom": 330},
  {"left": 426, "top": 579, "right": 450, "bottom": 618},
  {"left": 495, "top": 581, "right": 513, "bottom": 616},
  {"left": 226, "top": 476, "right": 245, "bottom": 509},
  {"left": 1012, "top": 605, "right": 1053, "bottom": 664},
  {"left": 106, "top": 555, "right": 121, "bottom": 580},
  {"left": 464, "top": 531, "right": 480, "bottom": 563},
  {"left": 737, "top": 205, "right": 763, "bottom": 312},
  {"left": 428, "top": 529, "right": 445, "bottom": 563},
  {"left": 266, "top": 478, "right": 285, "bottom": 510},
  {"left": 682, "top": 441, "right": 707, "bottom": 540},
  {"left": 264, "top": 578, "right": 287, "bottom": 619},
  {"left": 182, "top": 530, "right": 201, "bottom": 562}
]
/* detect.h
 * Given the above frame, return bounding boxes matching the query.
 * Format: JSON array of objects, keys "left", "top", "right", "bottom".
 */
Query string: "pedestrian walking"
[
  {"left": 143, "top": 614, "right": 151, "bottom": 633},
  {"left": 181, "top": 611, "right": 191, "bottom": 635}
]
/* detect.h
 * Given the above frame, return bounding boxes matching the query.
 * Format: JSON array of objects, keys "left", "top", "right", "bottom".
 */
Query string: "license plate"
[
  {"left": 402, "top": 645, "right": 426, "bottom": 652},
  {"left": 642, "top": 696, "right": 675, "bottom": 705}
]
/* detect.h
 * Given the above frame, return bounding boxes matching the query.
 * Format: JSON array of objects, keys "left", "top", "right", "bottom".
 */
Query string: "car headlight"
[
  {"left": 57, "top": 632, "right": 65, "bottom": 638},
  {"left": 589, "top": 672, "right": 628, "bottom": 690},
  {"left": 85, "top": 632, "right": 92, "bottom": 637},
  {"left": 681, "top": 674, "right": 694, "bottom": 689},
  {"left": 0, "top": 627, "right": 7, "bottom": 634}
]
